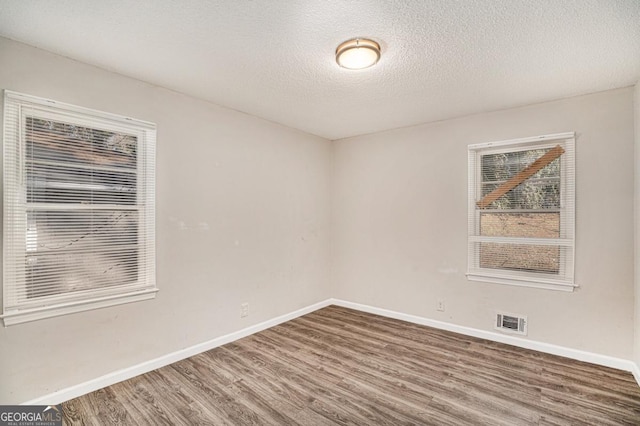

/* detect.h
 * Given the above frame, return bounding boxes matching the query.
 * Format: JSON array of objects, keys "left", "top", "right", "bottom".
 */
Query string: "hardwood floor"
[{"left": 63, "top": 306, "right": 640, "bottom": 425}]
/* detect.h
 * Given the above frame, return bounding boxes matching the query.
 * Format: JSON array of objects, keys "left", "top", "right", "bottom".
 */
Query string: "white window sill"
[
  {"left": 467, "top": 272, "right": 576, "bottom": 292},
  {"left": 1, "top": 288, "right": 158, "bottom": 326}
]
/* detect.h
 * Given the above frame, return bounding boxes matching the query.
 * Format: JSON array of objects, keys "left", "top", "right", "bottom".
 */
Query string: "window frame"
[
  {"left": 467, "top": 132, "right": 576, "bottom": 292},
  {"left": 2, "top": 91, "right": 157, "bottom": 325}
]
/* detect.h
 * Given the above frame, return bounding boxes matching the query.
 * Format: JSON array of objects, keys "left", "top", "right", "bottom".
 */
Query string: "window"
[
  {"left": 467, "top": 132, "right": 575, "bottom": 291},
  {"left": 2, "top": 91, "right": 156, "bottom": 325}
]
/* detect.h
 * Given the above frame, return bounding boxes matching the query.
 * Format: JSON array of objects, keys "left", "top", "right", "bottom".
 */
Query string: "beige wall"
[
  {"left": 0, "top": 37, "right": 332, "bottom": 404},
  {"left": 332, "top": 87, "right": 636, "bottom": 359}
]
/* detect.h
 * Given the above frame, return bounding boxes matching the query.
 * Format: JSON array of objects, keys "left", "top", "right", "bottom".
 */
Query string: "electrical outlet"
[
  {"left": 437, "top": 299, "right": 445, "bottom": 312},
  {"left": 240, "top": 303, "right": 249, "bottom": 318}
]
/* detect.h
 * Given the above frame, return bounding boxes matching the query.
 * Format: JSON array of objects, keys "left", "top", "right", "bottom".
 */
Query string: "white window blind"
[
  {"left": 2, "top": 91, "right": 157, "bottom": 325},
  {"left": 467, "top": 133, "right": 575, "bottom": 291}
]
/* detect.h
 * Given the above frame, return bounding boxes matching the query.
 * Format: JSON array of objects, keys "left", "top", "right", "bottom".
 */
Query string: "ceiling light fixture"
[{"left": 335, "top": 38, "right": 381, "bottom": 70}]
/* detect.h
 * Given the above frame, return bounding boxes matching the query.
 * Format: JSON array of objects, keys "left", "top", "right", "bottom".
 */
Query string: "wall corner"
[{"left": 634, "top": 82, "right": 640, "bottom": 369}]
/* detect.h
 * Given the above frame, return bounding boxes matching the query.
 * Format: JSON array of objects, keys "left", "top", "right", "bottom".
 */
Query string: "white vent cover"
[{"left": 495, "top": 312, "right": 528, "bottom": 335}]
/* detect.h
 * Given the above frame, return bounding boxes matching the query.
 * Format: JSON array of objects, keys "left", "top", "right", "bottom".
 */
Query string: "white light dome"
[{"left": 336, "top": 39, "right": 381, "bottom": 70}]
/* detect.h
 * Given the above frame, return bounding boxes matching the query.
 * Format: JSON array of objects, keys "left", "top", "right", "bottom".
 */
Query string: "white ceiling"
[{"left": 0, "top": 0, "right": 639, "bottom": 140}]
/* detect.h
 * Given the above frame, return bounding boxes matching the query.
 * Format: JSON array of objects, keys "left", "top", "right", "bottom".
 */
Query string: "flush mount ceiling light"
[{"left": 335, "top": 38, "right": 381, "bottom": 70}]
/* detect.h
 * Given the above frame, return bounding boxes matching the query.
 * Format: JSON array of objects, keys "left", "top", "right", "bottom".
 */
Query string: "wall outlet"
[
  {"left": 240, "top": 303, "right": 249, "bottom": 318},
  {"left": 437, "top": 299, "right": 445, "bottom": 312}
]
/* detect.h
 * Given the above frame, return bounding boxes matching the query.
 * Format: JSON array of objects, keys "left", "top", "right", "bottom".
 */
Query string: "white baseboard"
[
  {"left": 330, "top": 299, "right": 640, "bottom": 378},
  {"left": 23, "top": 299, "right": 333, "bottom": 405},
  {"left": 23, "top": 297, "right": 640, "bottom": 404},
  {"left": 632, "top": 362, "right": 640, "bottom": 386}
]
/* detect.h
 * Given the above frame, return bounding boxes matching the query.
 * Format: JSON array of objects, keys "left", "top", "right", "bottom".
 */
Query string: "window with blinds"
[
  {"left": 2, "top": 91, "right": 157, "bottom": 325},
  {"left": 467, "top": 133, "right": 575, "bottom": 291}
]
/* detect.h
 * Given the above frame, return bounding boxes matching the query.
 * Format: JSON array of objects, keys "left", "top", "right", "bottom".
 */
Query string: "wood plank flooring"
[{"left": 63, "top": 306, "right": 640, "bottom": 425}]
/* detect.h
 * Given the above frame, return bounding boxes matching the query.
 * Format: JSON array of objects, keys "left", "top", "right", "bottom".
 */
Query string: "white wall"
[
  {"left": 0, "top": 37, "right": 332, "bottom": 404},
  {"left": 332, "top": 87, "right": 636, "bottom": 359}
]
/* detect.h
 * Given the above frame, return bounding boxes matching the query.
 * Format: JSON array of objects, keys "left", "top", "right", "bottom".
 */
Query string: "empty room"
[{"left": 1, "top": 1, "right": 640, "bottom": 425}]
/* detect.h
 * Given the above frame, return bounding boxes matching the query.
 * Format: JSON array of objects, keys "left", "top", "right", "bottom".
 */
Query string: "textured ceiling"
[{"left": 0, "top": 0, "right": 639, "bottom": 140}]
